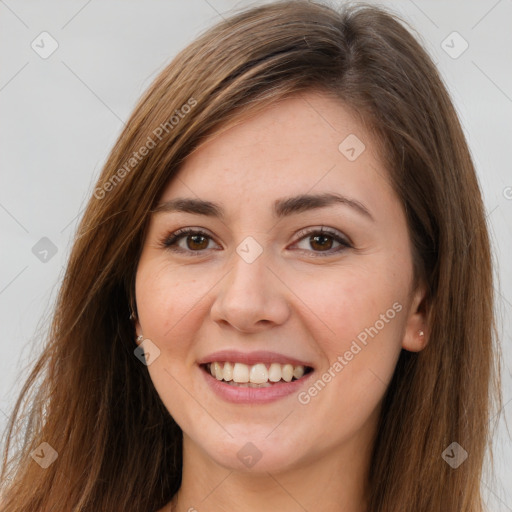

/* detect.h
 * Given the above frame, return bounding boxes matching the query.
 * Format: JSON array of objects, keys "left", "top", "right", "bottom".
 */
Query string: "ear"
[
  {"left": 134, "top": 322, "right": 144, "bottom": 346},
  {"left": 401, "top": 281, "right": 429, "bottom": 352},
  {"left": 130, "top": 312, "right": 144, "bottom": 347}
]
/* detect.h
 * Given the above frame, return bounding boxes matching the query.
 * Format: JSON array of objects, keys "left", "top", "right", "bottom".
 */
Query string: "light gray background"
[{"left": 1, "top": 0, "right": 510, "bottom": 508}]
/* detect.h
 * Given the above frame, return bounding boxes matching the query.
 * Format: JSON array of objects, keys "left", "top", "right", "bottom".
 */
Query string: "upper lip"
[{"left": 197, "top": 350, "right": 314, "bottom": 369}]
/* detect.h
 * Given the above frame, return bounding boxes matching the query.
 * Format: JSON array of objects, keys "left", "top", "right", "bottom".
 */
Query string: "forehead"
[{"left": 158, "top": 91, "right": 394, "bottom": 217}]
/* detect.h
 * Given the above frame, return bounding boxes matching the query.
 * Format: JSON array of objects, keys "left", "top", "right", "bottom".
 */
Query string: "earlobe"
[
  {"left": 130, "top": 309, "right": 144, "bottom": 346},
  {"left": 401, "top": 283, "right": 429, "bottom": 352}
]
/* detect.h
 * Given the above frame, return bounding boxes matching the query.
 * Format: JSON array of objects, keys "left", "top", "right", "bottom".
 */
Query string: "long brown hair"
[{"left": 0, "top": 1, "right": 501, "bottom": 510}]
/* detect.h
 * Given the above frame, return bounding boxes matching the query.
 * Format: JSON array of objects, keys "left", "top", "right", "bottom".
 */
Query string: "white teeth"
[
  {"left": 281, "top": 364, "right": 293, "bottom": 382},
  {"left": 233, "top": 362, "right": 249, "bottom": 383},
  {"left": 213, "top": 362, "right": 223, "bottom": 381},
  {"left": 293, "top": 365, "right": 305, "bottom": 379},
  {"left": 268, "top": 363, "right": 282, "bottom": 382},
  {"left": 249, "top": 363, "right": 268, "bottom": 384},
  {"left": 226, "top": 381, "right": 272, "bottom": 388},
  {"left": 248, "top": 382, "right": 272, "bottom": 388},
  {"left": 207, "top": 361, "right": 308, "bottom": 384},
  {"left": 223, "top": 362, "right": 233, "bottom": 381}
]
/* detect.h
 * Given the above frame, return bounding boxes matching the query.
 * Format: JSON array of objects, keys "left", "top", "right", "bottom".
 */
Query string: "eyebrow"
[{"left": 151, "top": 192, "right": 374, "bottom": 221}]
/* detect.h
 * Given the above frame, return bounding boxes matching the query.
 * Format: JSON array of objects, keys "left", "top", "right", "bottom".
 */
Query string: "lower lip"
[{"left": 200, "top": 365, "right": 314, "bottom": 404}]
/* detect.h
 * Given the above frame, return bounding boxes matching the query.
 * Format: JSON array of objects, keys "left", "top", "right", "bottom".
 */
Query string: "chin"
[{"left": 202, "top": 435, "right": 306, "bottom": 474}]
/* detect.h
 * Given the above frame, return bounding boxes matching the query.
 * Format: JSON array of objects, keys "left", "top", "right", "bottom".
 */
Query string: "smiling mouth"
[{"left": 201, "top": 362, "right": 314, "bottom": 387}]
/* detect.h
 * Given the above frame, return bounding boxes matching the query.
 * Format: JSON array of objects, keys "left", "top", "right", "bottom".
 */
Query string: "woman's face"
[{"left": 135, "top": 90, "right": 427, "bottom": 474}]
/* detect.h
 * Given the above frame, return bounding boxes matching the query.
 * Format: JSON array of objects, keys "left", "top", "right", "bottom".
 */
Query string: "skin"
[{"left": 134, "top": 90, "right": 428, "bottom": 512}]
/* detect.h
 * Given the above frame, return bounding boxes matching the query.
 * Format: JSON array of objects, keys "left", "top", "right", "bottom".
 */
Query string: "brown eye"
[
  {"left": 160, "top": 226, "right": 351, "bottom": 257},
  {"left": 309, "top": 233, "right": 335, "bottom": 251},
  {"left": 161, "top": 228, "right": 218, "bottom": 254},
  {"left": 185, "top": 233, "right": 209, "bottom": 250},
  {"left": 293, "top": 227, "right": 351, "bottom": 256}
]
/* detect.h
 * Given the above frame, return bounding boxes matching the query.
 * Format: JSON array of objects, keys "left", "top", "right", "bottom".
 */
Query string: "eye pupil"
[
  {"left": 188, "top": 234, "right": 208, "bottom": 250},
  {"left": 164, "top": 228, "right": 348, "bottom": 256},
  {"left": 310, "top": 234, "right": 333, "bottom": 251}
]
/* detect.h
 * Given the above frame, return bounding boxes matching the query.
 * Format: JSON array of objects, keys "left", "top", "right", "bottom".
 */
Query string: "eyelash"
[{"left": 158, "top": 226, "right": 352, "bottom": 258}]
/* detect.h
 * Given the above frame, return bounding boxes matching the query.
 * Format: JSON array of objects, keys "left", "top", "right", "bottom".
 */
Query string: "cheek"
[
  {"left": 135, "top": 260, "right": 212, "bottom": 344},
  {"left": 291, "top": 261, "right": 408, "bottom": 413},
  {"left": 290, "top": 262, "right": 408, "bottom": 351},
  {"left": 135, "top": 261, "right": 213, "bottom": 426},
  {"left": 294, "top": 279, "right": 405, "bottom": 448}
]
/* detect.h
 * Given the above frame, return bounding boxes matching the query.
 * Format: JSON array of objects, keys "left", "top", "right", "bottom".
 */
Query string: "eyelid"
[
  {"left": 159, "top": 225, "right": 352, "bottom": 256},
  {"left": 159, "top": 227, "right": 220, "bottom": 252},
  {"left": 292, "top": 226, "right": 352, "bottom": 248}
]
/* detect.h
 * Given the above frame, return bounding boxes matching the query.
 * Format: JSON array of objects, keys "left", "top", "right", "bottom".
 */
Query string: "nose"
[{"left": 210, "top": 248, "right": 290, "bottom": 333}]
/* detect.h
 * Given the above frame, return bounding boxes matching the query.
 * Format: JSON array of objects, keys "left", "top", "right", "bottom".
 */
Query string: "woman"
[{"left": 0, "top": 1, "right": 501, "bottom": 511}]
